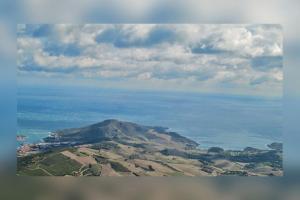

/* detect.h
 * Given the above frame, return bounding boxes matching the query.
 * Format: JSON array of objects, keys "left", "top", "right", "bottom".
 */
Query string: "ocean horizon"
[{"left": 17, "top": 85, "right": 282, "bottom": 150}]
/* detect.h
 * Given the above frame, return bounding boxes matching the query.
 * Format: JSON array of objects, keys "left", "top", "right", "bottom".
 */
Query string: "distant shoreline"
[
  {"left": 17, "top": 119, "right": 282, "bottom": 155},
  {"left": 17, "top": 129, "right": 282, "bottom": 152}
]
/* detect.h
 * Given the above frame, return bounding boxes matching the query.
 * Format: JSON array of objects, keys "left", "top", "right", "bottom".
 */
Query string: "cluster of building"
[{"left": 17, "top": 140, "right": 78, "bottom": 156}]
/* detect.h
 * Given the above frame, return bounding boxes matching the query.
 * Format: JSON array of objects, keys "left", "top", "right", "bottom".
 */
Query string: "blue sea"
[{"left": 17, "top": 86, "right": 282, "bottom": 150}]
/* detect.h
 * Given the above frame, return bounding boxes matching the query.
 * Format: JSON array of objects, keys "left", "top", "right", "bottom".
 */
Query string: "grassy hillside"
[{"left": 17, "top": 151, "right": 82, "bottom": 176}]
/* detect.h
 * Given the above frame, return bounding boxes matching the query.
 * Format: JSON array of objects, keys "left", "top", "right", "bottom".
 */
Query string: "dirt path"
[
  {"left": 37, "top": 167, "right": 53, "bottom": 176},
  {"left": 29, "top": 166, "right": 53, "bottom": 176},
  {"left": 61, "top": 150, "right": 97, "bottom": 165}
]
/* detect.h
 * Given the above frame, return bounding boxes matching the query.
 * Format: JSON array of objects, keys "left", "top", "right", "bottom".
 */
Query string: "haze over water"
[{"left": 17, "top": 86, "right": 282, "bottom": 150}]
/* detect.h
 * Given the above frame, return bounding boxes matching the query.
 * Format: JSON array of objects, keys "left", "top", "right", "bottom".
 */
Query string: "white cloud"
[{"left": 17, "top": 24, "right": 283, "bottom": 96}]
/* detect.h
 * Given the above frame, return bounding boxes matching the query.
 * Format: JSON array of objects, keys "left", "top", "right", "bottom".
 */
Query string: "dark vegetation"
[
  {"left": 90, "top": 142, "right": 120, "bottom": 151},
  {"left": 110, "top": 161, "right": 130, "bottom": 172},
  {"left": 208, "top": 147, "right": 224, "bottom": 153}
]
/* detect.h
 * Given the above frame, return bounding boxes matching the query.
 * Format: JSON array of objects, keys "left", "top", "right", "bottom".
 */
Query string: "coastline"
[
  {"left": 17, "top": 129, "right": 282, "bottom": 152},
  {"left": 17, "top": 120, "right": 283, "bottom": 176}
]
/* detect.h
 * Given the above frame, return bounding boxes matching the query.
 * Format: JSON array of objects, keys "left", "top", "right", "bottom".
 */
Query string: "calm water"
[{"left": 17, "top": 86, "right": 282, "bottom": 150}]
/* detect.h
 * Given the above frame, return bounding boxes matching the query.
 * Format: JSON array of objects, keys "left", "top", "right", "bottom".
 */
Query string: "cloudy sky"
[{"left": 17, "top": 24, "right": 282, "bottom": 96}]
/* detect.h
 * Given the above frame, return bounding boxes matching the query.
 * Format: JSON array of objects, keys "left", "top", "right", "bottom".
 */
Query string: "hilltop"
[{"left": 44, "top": 119, "right": 198, "bottom": 150}]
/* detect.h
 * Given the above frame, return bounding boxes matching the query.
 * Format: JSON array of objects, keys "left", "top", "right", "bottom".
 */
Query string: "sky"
[{"left": 17, "top": 24, "right": 283, "bottom": 97}]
